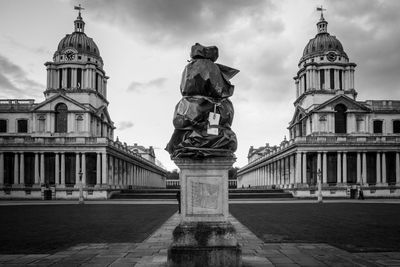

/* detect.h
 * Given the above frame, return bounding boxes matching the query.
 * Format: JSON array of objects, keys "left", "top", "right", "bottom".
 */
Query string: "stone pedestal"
[{"left": 168, "top": 157, "right": 241, "bottom": 267}]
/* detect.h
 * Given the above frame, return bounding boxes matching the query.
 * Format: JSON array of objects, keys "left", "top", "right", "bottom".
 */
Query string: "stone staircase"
[{"left": 110, "top": 188, "right": 293, "bottom": 200}]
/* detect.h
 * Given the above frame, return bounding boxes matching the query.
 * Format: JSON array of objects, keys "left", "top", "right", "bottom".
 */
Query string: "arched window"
[
  {"left": 55, "top": 103, "right": 68, "bottom": 133},
  {"left": 297, "top": 115, "right": 303, "bottom": 137},
  {"left": 334, "top": 104, "right": 347, "bottom": 133}
]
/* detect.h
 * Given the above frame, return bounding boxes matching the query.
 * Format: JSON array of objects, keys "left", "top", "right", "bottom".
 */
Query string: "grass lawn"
[
  {"left": 0, "top": 204, "right": 176, "bottom": 254},
  {"left": 230, "top": 203, "right": 400, "bottom": 252}
]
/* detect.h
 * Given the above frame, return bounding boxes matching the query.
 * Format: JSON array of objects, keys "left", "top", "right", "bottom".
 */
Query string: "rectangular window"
[
  {"left": 77, "top": 69, "right": 82, "bottom": 89},
  {"left": 373, "top": 120, "right": 383, "bottom": 134},
  {"left": 330, "top": 69, "right": 335, "bottom": 89},
  {"left": 320, "top": 69, "right": 325, "bottom": 89},
  {"left": 339, "top": 70, "right": 343, "bottom": 90},
  {"left": 38, "top": 118, "right": 45, "bottom": 132},
  {"left": 17, "top": 120, "right": 28, "bottom": 133},
  {"left": 303, "top": 73, "right": 307, "bottom": 92},
  {"left": 67, "top": 68, "right": 72, "bottom": 88},
  {"left": 0, "top": 119, "right": 7, "bottom": 132},
  {"left": 393, "top": 120, "right": 400, "bottom": 133}
]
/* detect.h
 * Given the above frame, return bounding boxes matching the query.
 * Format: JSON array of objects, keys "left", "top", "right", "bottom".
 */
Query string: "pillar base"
[{"left": 168, "top": 221, "right": 241, "bottom": 267}]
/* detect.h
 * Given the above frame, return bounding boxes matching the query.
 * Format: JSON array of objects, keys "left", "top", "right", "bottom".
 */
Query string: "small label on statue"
[
  {"left": 208, "top": 112, "right": 220, "bottom": 125},
  {"left": 207, "top": 125, "right": 219, "bottom": 135}
]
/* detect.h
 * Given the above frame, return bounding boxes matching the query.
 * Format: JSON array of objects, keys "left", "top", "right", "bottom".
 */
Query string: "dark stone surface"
[
  {"left": 168, "top": 221, "right": 241, "bottom": 267},
  {"left": 168, "top": 245, "right": 241, "bottom": 267}
]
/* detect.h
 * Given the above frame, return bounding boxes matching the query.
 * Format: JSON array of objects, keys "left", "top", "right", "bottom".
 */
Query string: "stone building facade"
[
  {"left": 237, "top": 14, "right": 400, "bottom": 198},
  {"left": 0, "top": 11, "right": 166, "bottom": 199}
]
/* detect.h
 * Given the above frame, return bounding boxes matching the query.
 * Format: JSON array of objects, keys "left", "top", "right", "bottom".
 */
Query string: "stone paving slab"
[{"left": 1, "top": 212, "right": 400, "bottom": 266}]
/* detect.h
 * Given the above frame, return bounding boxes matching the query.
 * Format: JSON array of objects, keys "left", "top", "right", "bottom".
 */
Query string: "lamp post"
[
  {"left": 317, "top": 168, "right": 323, "bottom": 203},
  {"left": 79, "top": 170, "right": 84, "bottom": 204}
]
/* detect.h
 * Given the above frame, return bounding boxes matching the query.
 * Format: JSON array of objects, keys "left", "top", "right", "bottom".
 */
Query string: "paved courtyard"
[{"left": 0, "top": 201, "right": 400, "bottom": 266}]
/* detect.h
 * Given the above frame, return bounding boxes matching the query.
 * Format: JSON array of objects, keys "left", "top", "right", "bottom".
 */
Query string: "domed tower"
[
  {"left": 44, "top": 7, "right": 109, "bottom": 108},
  {"left": 293, "top": 11, "right": 357, "bottom": 109}
]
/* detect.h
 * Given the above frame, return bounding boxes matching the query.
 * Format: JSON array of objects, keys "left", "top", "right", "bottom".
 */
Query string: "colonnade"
[
  {"left": 238, "top": 150, "right": 400, "bottom": 188},
  {"left": 46, "top": 66, "right": 107, "bottom": 96},
  {"left": 0, "top": 151, "right": 165, "bottom": 188},
  {"left": 296, "top": 66, "right": 355, "bottom": 97}
]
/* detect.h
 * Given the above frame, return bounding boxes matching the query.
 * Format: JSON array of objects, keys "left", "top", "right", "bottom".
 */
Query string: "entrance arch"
[
  {"left": 55, "top": 103, "right": 68, "bottom": 133},
  {"left": 334, "top": 104, "right": 347, "bottom": 133}
]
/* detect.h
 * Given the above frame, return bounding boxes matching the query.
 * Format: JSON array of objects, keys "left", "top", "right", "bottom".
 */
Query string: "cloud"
[
  {"left": 1, "top": 35, "right": 52, "bottom": 56},
  {"left": 84, "top": 0, "right": 281, "bottom": 45},
  {"left": 127, "top": 77, "right": 167, "bottom": 92},
  {"left": 328, "top": 0, "right": 400, "bottom": 99},
  {"left": 118, "top": 121, "right": 134, "bottom": 130},
  {"left": 0, "top": 54, "right": 44, "bottom": 98}
]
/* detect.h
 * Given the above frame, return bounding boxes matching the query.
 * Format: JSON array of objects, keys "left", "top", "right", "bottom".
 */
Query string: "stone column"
[
  {"left": 19, "top": 152, "right": 24, "bottom": 185},
  {"left": 356, "top": 152, "right": 361, "bottom": 183},
  {"left": 337, "top": 152, "right": 342, "bottom": 184},
  {"left": 396, "top": 152, "right": 400, "bottom": 185},
  {"left": 295, "top": 152, "right": 302, "bottom": 185},
  {"left": 322, "top": 152, "right": 327, "bottom": 184},
  {"left": 376, "top": 152, "right": 381, "bottom": 184},
  {"left": 40, "top": 153, "right": 44, "bottom": 185},
  {"left": 0, "top": 153, "right": 3, "bottom": 185},
  {"left": 334, "top": 69, "right": 339, "bottom": 90},
  {"left": 14, "top": 153, "right": 19, "bottom": 185},
  {"left": 109, "top": 156, "right": 114, "bottom": 186},
  {"left": 72, "top": 69, "right": 77, "bottom": 88},
  {"left": 75, "top": 152, "right": 80, "bottom": 185},
  {"left": 81, "top": 153, "right": 86, "bottom": 185},
  {"left": 102, "top": 152, "right": 107, "bottom": 185},
  {"left": 342, "top": 152, "right": 347, "bottom": 184},
  {"left": 382, "top": 152, "right": 387, "bottom": 184},
  {"left": 55, "top": 153, "right": 59, "bottom": 185},
  {"left": 325, "top": 68, "right": 330, "bottom": 90},
  {"left": 362, "top": 152, "right": 367, "bottom": 185},
  {"left": 317, "top": 152, "right": 322, "bottom": 179},
  {"left": 60, "top": 152, "right": 65, "bottom": 186},
  {"left": 302, "top": 152, "right": 307, "bottom": 185},
  {"left": 96, "top": 153, "right": 101, "bottom": 186}
]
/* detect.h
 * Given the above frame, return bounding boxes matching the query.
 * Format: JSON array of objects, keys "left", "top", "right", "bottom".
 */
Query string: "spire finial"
[
  {"left": 73, "top": 4, "right": 85, "bottom": 33},
  {"left": 316, "top": 6, "right": 328, "bottom": 34},
  {"left": 316, "top": 5, "right": 326, "bottom": 20},
  {"left": 74, "top": 4, "right": 85, "bottom": 19}
]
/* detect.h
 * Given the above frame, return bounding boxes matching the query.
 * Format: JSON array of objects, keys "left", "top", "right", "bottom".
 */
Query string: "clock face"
[
  {"left": 327, "top": 52, "right": 337, "bottom": 62},
  {"left": 65, "top": 51, "right": 75, "bottom": 60},
  {"left": 63, "top": 49, "right": 76, "bottom": 61}
]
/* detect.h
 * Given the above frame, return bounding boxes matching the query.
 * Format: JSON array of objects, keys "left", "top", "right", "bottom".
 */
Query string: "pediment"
[
  {"left": 95, "top": 105, "right": 113, "bottom": 125},
  {"left": 314, "top": 95, "right": 371, "bottom": 112},
  {"left": 33, "top": 94, "right": 88, "bottom": 112},
  {"left": 289, "top": 105, "right": 307, "bottom": 126}
]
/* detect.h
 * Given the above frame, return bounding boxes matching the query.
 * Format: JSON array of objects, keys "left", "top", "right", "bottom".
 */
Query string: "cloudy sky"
[{"left": 1, "top": 0, "right": 399, "bottom": 170}]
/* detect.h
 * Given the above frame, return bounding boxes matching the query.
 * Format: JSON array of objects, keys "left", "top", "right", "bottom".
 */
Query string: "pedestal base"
[{"left": 168, "top": 221, "right": 241, "bottom": 267}]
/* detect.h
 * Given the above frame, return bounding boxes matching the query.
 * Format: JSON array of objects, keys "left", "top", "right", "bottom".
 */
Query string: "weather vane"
[
  {"left": 74, "top": 4, "right": 85, "bottom": 17},
  {"left": 316, "top": 5, "right": 326, "bottom": 18}
]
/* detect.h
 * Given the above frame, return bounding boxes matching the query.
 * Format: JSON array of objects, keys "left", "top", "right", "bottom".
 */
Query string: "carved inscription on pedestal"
[
  {"left": 192, "top": 182, "right": 219, "bottom": 209},
  {"left": 186, "top": 176, "right": 224, "bottom": 216}
]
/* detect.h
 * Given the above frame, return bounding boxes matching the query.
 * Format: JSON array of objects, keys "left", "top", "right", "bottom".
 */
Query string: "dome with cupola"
[
  {"left": 300, "top": 14, "right": 348, "bottom": 62},
  {"left": 53, "top": 11, "right": 102, "bottom": 61}
]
